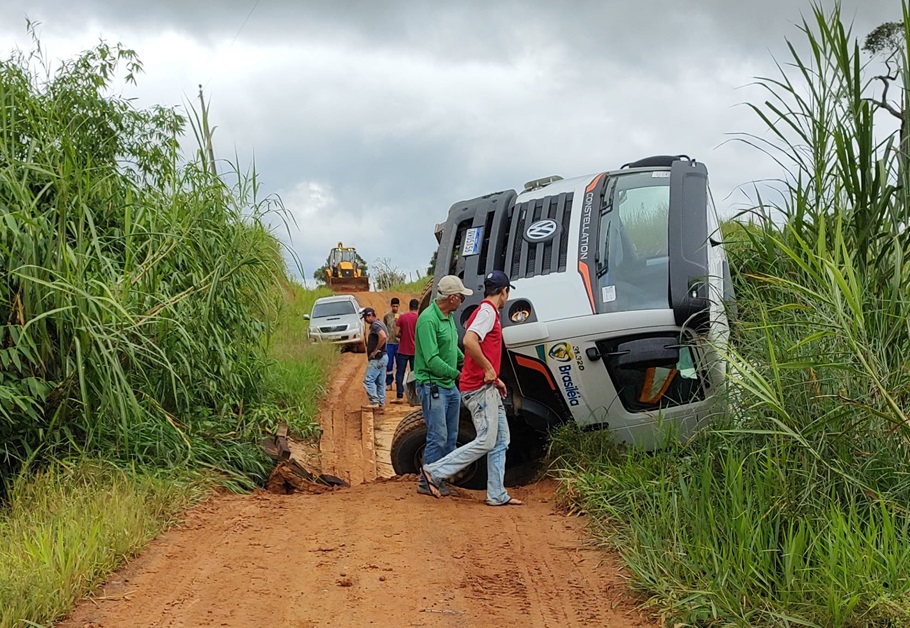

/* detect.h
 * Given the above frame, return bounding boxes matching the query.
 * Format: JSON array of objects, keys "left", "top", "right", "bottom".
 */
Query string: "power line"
[
  {"left": 204, "top": 0, "right": 261, "bottom": 90},
  {"left": 227, "top": 0, "right": 261, "bottom": 51}
]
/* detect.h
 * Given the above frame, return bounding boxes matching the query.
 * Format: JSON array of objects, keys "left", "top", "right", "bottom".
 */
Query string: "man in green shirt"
[{"left": 414, "top": 275, "right": 471, "bottom": 495}]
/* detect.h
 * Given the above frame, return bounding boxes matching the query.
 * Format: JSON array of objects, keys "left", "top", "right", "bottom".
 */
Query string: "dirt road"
[{"left": 62, "top": 292, "right": 652, "bottom": 627}]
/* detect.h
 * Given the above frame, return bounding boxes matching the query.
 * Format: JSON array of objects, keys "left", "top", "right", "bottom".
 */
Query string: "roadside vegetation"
[
  {"left": 553, "top": 4, "right": 910, "bottom": 626},
  {"left": 387, "top": 276, "right": 430, "bottom": 294},
  {"left": 0, "top": 33, "right": 331, "bottom": 625}
]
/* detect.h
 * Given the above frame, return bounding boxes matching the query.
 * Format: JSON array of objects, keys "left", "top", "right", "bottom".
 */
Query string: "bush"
[{"left": 0, "top": 33, "right": 287, "bottom": 485}]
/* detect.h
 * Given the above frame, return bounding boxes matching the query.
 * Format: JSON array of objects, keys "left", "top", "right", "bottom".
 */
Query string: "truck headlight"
[{"left": 508, "top": 300, "right": 532, "bottom": 323}]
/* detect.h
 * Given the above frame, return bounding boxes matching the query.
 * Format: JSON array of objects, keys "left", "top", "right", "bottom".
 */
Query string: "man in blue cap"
[{"left": 419, "top": 270, "right": 523, "bottom": 506}]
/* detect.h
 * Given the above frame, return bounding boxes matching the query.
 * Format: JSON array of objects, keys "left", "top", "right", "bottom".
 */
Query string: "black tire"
[
  {"left": 417, "top": 280, "right": 433, "bottom": 313},
  {"left": 390, "top": 408, "right": 487, "bottom": 490},
  {"left": 350, "top": 340, "right": 366, "bottom": 353}
]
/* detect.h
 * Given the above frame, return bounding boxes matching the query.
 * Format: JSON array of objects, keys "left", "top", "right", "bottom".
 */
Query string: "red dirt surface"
[{"left": 61, "top": 291, "right": 654, "bottom": 628}]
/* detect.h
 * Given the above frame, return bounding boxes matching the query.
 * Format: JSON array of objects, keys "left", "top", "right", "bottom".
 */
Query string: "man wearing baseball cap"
[
  {"left": 420, "top": 270, "right": 523, "bottom": 506},
  {"left": 413, "top": 275, "right": 472, "bottom": 496},
  {"left": 361, "top": 307, "right": 389, "bottom": 411}
]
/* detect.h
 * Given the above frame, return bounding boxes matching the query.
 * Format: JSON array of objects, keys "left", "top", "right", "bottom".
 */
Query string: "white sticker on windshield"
[
  {"left": 602, "top": 285, "right": 616, "bottom": 302},
  {"left": 651, "top": 171, "right": 670, "bottom": 178}
]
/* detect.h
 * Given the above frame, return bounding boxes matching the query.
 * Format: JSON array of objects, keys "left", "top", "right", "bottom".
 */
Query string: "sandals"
[
  {"left": 419, "top": 467, "right": 442, "bottom": 498},
  {"left": 486, "top": 497, "right": 524, "bottom": 506}
]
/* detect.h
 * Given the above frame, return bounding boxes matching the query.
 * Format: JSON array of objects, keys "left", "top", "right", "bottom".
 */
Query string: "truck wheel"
[
  {"left": 417, "top": 280, "right": 433, "bottom": 313},
  {"left": 390, "top": 409, "right": 486, "bottom": 490}
]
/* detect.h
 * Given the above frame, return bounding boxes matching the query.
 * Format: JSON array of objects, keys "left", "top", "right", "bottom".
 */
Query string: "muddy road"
[{"left": 63, "top": 292, "right": 652, "bottom": 627}]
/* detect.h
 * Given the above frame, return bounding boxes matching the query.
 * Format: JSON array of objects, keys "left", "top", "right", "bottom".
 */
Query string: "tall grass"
[
  {"left": 554, "top": 3, "right": 910, "bottom": 625},
  {"left": 0, "top": 462, "right": 202, "bottom": 627},
  {"left": 0, "top": 32, "right": 291, "bottom": 485}
]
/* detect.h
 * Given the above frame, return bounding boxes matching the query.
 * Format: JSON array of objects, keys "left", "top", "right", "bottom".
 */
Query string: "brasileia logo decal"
[{"left": 524, "top": 219, "right": 558, "bottom": 242}]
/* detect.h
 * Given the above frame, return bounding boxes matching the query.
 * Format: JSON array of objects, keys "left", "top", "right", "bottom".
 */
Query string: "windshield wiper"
[{"left": 596, "top": 222, "right": 610, "bottom": 278}]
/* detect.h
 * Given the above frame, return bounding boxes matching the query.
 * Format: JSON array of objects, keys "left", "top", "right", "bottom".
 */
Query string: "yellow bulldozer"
[{"left": 324, "top": 242, "right": 369, "bottom": 292}]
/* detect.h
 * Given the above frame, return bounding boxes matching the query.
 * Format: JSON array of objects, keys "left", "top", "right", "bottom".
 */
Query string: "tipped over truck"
[{"left": 392, "top": 155, "right": 734, "bottom": 488}]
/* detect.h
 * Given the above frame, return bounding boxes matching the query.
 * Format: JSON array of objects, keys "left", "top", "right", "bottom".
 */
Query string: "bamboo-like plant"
[{"left": 0, "top": 31, "right": 288, "bottom": 485}]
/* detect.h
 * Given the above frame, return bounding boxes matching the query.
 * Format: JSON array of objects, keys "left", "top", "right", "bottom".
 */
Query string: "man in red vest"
[{"left": 419, "top": 270, "right": 522, "bottom": 506}]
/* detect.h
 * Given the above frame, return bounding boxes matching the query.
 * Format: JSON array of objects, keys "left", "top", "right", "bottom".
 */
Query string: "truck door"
[{"left": 668, "top": 159, "right": 710, "bottom": 329}]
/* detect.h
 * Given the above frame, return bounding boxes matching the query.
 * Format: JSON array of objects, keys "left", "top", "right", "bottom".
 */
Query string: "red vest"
[{"left": 459, "top": 300, "right": 502, "bottom": 393}]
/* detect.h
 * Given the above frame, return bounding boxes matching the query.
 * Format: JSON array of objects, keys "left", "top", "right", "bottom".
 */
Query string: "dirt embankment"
[{"left": 62, "top": 291, "right": 653, "bottom": 628}]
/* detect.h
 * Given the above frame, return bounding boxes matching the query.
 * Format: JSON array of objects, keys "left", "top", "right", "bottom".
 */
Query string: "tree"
[
  {"left": 371, "top": 257, "right": 406, "bottom": 291},
  {"left": 863, "top": 21, "right": 907, "bottom": 154},
  {"left": 426, "top": 249, "right": 438, "bottom": 277}
]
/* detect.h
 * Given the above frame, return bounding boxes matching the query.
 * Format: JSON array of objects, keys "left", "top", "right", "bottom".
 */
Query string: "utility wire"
[{"left": 203, "top": 0, "right": 262, "bottom": 90}]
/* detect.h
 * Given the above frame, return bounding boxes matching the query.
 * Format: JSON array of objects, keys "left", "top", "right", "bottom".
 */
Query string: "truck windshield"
[
  {"left": 311, "top": 301, "right": 357, "bottom": 318},
  {"left": 596, "top": 172, "right": 670, "bottom": 313}
]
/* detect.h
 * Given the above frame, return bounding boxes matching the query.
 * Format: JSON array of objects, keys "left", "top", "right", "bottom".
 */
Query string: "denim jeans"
[
  {"left": 394, "top": 353, "right": 414, "bottom": 398},
  {"left": 418, "top": 382, "right": 460, "bottom": 465},
  {"left": 424, "top": 384, "right": 511, "bottom": 505},
  {"left": 385, "top": 343, "right": 399, "bottom": 386},
  {"left": 363, "top": 354, "right": 389, "bottom": 405}
]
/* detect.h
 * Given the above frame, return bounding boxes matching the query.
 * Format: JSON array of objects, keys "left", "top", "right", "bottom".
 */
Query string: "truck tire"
[
  {"left": 390, "top": 409, "right": 486, "bottom": 490},
  {"left": 417, "top": 280, "right": 433, "bottom": 313}
]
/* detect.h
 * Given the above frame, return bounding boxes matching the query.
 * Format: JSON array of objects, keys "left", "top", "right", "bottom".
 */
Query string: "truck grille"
[
  {"left": 319, "top": 325, "right": 347, "bottom": 333},
  {"left": 507, "top": 192, "right": 573, "bottom": 279}
]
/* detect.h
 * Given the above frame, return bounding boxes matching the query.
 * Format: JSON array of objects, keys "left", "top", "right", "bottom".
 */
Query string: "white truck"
[{"left": 392, "top": 155, "right": 733, "bottom": 488}]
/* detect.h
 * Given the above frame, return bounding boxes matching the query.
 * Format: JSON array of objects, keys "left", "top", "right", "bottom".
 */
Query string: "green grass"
[
  {"left": 260, "top": 281, "right": 338, "bottom": 439},
  {"left": 552, "top": 427, "right": 910, "bottom": 626},
  {"left": 0, "top": 462, "right": 204, "bottom": 627},
  {"left": 552, "top": 4, "right": 910, "bottom": 625},
  {"left": 386, "top": 276, "right": 430, "bottom": 295}
]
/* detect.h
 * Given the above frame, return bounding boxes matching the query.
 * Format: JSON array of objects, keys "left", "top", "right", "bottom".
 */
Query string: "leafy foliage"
[
  {"left": 0, "top": 32, "right": 292, "bottom": 485},
  {"left": 864, "top": 21, "right": 905, "bottom": 60}
]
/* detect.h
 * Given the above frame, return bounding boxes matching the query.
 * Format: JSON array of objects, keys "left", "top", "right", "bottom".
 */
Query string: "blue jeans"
[
  {"left": 385, "top": 343, "right": 399, "bottom": 386},
  {"left": 418, "top": 382, "right": 460, "bottom": 465},
  {"left": 424, "top": 385, "right": 511, "bottom": 505},
  {"left": 394, "top": 353, "right": 414, "bottom": 398},
  {"left": 363, "top": 354, "right": 389, "bottom": 405}
]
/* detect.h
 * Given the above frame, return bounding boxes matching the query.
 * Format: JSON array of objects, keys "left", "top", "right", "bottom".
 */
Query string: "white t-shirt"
[{"left": 467, "top": 302, "right": 497, "bottom": 341}]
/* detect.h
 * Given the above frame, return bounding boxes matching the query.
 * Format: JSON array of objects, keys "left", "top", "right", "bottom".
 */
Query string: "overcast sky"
[{"left": 0, "top": 1, "right": 900, "bottom": 283}]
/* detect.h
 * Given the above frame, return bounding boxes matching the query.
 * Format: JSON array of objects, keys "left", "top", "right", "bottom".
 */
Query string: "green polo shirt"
[{"left": 414, "top": 301, "right": 463, "bottom": 389}]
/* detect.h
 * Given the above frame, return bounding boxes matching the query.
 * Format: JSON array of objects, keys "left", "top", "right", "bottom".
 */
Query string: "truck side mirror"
[{"left": 303, "top": 314, "right": 310, "bottom": 320}]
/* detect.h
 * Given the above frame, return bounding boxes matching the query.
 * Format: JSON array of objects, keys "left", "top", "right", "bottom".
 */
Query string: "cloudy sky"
[{"left": 0, "top": 1, "right": 900, "bottom": 283}]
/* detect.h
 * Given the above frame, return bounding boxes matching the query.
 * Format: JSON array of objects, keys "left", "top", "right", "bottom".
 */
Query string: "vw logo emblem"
[{"left": 524, "top": 219, "right": 558, "bottom": 243}]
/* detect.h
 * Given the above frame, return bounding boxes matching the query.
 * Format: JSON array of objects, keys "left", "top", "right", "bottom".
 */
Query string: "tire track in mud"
[
  {"left": 459, "top": 487, "right": 641, "bottom": 627},
  {"left": 315, "top": 291, "right": 413, "bottom": 486}
]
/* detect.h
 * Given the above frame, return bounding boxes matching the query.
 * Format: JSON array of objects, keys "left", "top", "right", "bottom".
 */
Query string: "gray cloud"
[{"left": 0, "top": 0, "right": 902, "bottom": 280}]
